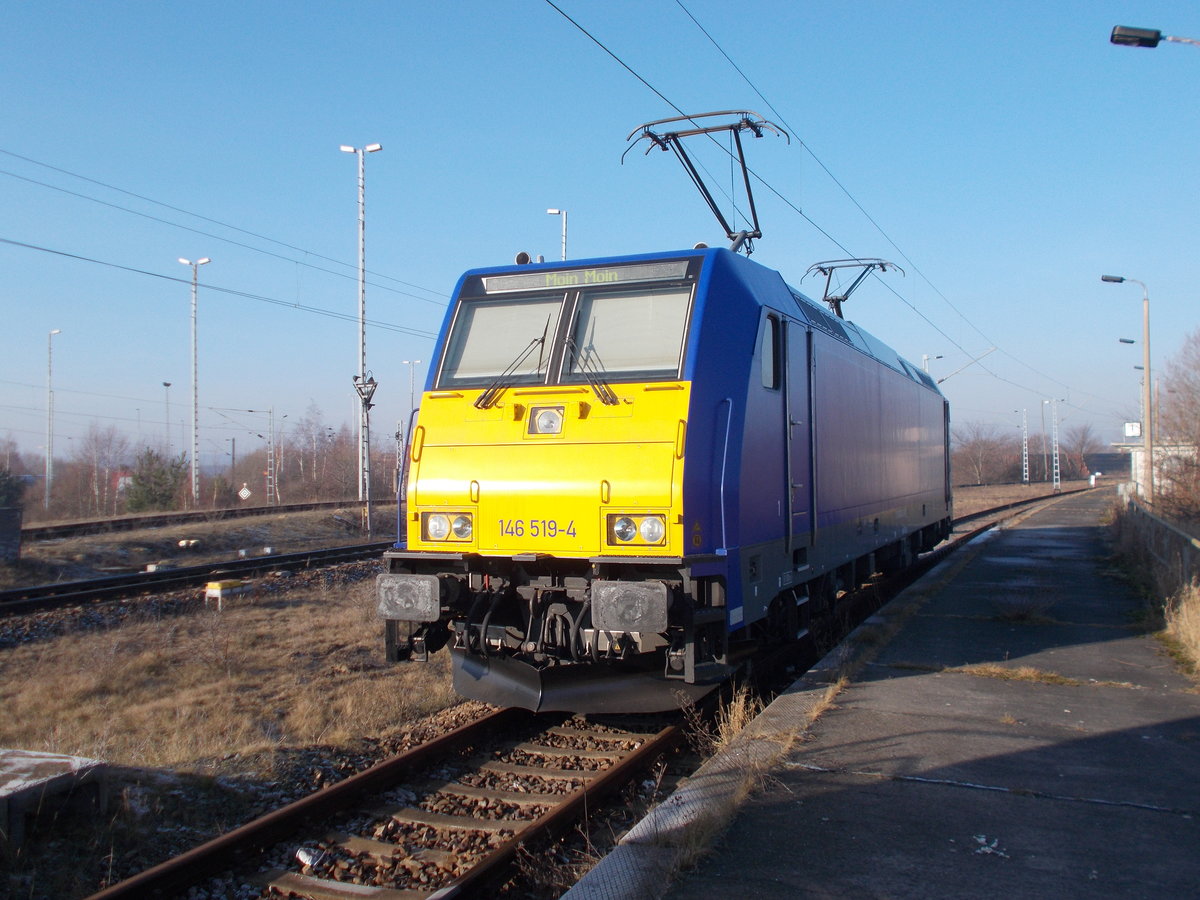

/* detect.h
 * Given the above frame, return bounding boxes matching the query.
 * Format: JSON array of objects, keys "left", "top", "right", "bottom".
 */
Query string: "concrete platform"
[
  {"left": 0, "top": 749, "right": 108, "bottom": 850},
  {"left": 566, "top": 489, "right": 1200, "bottom": 899}
]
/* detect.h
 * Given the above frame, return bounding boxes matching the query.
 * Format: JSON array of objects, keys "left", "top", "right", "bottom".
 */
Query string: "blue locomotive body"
[
  {"left": 680, "top": 248, "right": 950, "bottom": 629},
  {"left": 377, "top": 247, "right": 951, "bottom": 712}
]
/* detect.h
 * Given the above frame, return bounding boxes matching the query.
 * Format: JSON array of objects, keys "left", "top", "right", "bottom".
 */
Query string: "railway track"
[
  {"left": 0, "top": 542, "right": 392, "bottom": 616},
  {"left": 1, "top": 488, "right": 1092, "bottom": 621},
  {"left": 87, "top": 707, "right": 684, "bottom": 900},
  {"left": 21, "top": 499, "right": 383, "bottom": 542}
]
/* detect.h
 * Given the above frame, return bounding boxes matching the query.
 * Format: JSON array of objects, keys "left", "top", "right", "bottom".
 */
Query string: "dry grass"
[
  {"left": 1111, "top": 502, "right": 1200, "bottom": 683},
  {"left": 0, "top": 572, "right": 458, "bottom": 769},
  {"left": 949, "top": 662, "right": 1083, "bottom": 686},
  {"left": 709, "top": 683, "right": 765, "bottom": 753},
  {"left": 666, "top": 675, "right": 844, "bottom": 875},
  {"left": 1163, "top": 582, "right": 1200, "bottom": 680}
]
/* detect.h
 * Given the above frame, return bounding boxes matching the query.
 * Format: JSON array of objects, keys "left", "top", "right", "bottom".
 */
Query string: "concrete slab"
[
  {"left": 0, "top": 749, "right": 108, "bottom": 850},
  {"left": 566, "top": 489, "right": 1200, "bottom": 899}
]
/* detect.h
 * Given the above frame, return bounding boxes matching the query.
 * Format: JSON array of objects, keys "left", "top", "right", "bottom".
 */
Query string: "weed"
[
  {"left": 950, "top": 663, "right": 1083, "bottom": 686},
  {"left": 1163, "top": 583, "right": 1200, "bottom": 677},
  {"left": 1110, "top": 502, "right": 1200, "bottom": 681},
  {"left": 713, "top": 683, "right": 763, "bottom": 750}
]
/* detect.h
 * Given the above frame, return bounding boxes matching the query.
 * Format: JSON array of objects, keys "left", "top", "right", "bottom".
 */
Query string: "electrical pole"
[
  {"left": 179, "top": 256, "right": 210, "bottom": 507},
  {"left": 45, "top": 328, "right": 61, "bottom": 509}
]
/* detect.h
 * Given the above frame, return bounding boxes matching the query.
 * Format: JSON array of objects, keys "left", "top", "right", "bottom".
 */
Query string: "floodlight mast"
[{"left": 625, "top": 111, "right": 788, "bottom": 255}]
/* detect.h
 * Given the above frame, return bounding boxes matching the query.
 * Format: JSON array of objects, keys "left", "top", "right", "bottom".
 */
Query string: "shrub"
[{"left": 0, "top": 468, "right": 28, "bottom": 508}]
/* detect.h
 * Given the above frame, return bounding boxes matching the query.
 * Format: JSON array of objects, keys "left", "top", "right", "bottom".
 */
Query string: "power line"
[
  {"left": 543, "top": 1, "right": 975, "bottom": 354},
  {"left": 547, "top": 0, "right": 1111, "bottom": 419},
  {"left": 0, "top": 236, "right": 438, "bottom": 339},
  {"left": 671, "top": 2, "right": 1122, "bottom": 414},
  {"left": 0, "top": 147, "right": 448, "bottom": 304}
]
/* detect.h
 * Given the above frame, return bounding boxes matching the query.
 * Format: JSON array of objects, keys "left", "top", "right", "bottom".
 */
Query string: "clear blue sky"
[{"left": 2, "top": 1, "right": 1196, "bottom": 469}]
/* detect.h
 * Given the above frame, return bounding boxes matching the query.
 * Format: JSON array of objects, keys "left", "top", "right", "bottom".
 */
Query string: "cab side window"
[{"left": 760, "top": 315, "right": 781, "bottom": 389}]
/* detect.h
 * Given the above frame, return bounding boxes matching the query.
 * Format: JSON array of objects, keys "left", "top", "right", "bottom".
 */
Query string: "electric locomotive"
[{"left": 376, "top": 246, "right": 952, "bottom": 712}]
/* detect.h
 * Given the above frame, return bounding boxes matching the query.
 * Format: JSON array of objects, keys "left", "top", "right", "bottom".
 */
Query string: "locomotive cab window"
[
  {"left": 760, "top": 314, "right": 781, "bottom": 389},
  {"left": 438, "top": 295, "right": 562, "bottom": 387},
  {"left": 564, "top": 286, "right": 692, "bottom": 382}
]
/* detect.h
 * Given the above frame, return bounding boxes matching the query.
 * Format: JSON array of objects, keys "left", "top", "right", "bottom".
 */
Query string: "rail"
[
  {"left": 84, "top": 707, "right": 528, "bottom": 899},
  {"left": 0, "top": 542, "right": 392, "bottom": 616},
  {"left": 4, "top": 489, "right": 1089, "bottom": 618},
  {"left": 86, "top": 707, "right": 684, "bottom": 900},
  {"left": 21, "top": 499, "right": 394, "bottom": 541}
]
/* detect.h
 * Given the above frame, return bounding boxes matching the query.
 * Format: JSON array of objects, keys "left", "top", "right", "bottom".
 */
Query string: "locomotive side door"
[{"left": 784, "top": 320, "right": 814, "bottom": 552}]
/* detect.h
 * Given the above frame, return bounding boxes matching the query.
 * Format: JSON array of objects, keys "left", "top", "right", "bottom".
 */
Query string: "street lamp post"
[
  {"left": 341, "top": 142, "right": 382, "bottom": 516},
  {"left": 45, "top": 328, "right": 61, "bottom": 509},
  {"left": 179, "top": 256, "right": 210, "bottom": 506},
  {"left": 401, "top": 359, "right": 422, "bottom": 421},
  {"left": 546, "top": 208, "right": 567, "bottom": 260},
  {"left": 1102, "top": 275, "right": 1153, "bottom": 502}
]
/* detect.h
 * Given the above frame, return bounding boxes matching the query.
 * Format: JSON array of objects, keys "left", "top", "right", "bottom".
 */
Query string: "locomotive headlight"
[
  {"left": 639, "top": 515, "right": 665, "bottom": 543},
  {"left": 529, "top": 406, "right": 564, "bottom": 435},
  {"left": 613, "top": 516, "right": 637, "bottom": 542},
  {"left": 607, "top": 514, "right": 667, "bottom": 546},
  {"left": 422, "top": 512, "right": 474, "bottom": 542},
  {"left": 425, "top": 514, "right": 451, "bottom": 541}
]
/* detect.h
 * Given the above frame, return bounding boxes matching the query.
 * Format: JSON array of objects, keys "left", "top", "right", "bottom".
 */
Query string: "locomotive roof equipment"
[
  {"left": 625, "top": 110, "right": 788, "bottom": 256},
  {"left": 804, "top": 258, "right": 904, "bottom": 319}
]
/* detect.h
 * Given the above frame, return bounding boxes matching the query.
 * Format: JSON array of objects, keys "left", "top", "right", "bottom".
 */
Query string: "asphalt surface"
[{"left": 567, "top": 488, "right": 1200, "bottom": 899}]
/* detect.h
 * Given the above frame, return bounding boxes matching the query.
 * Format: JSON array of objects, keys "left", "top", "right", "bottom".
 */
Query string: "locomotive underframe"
[
  {"left": 378, "top": 548, "right": 738, "bottom": 711},
  {"left": 377, "top": 508, "right": 951, "bottom": 712}
]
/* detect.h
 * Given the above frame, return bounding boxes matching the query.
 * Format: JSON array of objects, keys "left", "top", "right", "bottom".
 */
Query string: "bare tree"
[
  {"left": 1156, "top": 328, "right": 1200, "bottom": 520},
  {"left": 952, "top": 422, "right": 1014, "bottom": 485},
  {"left": 65, "top": 424, "right": 132, "bottom": 517},
  {"left": 1061, "top": 423, "right": 1102, "bottom": 481},
  {"left": 0, "top": 435, "right": 28, "bottom": 475}
]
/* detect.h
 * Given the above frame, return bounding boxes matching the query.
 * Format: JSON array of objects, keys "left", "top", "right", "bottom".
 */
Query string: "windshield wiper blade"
[
  {"left": 474, "top": 338, "right": 542, "bottom": 409},
  {"left": 474, "top": 316, "right": 552, "bottom": 410},
  {"left": 567, "top": 338, "right": 619, "bottom": 406}
]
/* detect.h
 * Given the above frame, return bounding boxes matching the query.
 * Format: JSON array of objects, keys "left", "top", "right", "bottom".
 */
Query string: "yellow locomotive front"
[{"left": 377, "top": 255, "right": 708, "bottom": 711}]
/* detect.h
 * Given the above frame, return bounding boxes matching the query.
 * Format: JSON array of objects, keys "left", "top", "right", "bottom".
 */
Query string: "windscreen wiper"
[
  {"left": 474, "top": 317, "right": 552, "bottom": 410},
  {"left": 566, "top": 337, "right": 619, "bottom": 406}
]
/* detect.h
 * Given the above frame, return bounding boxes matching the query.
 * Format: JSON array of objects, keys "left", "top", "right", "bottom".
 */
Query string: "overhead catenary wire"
[
  {"left": 673, "top": 1, "right": 1086, "bottom": 402},
  {"left": 545, "top": 0, "right": 1120, "bottom": 420},
  {"left": 0, "top": 165, "right": 447, "bottom": 309},
  {"left": 0, "top": 237, "right": 437, "bottom": 339},
  {"left": 0, "top": 148, "right": 448, "bottom": 304}
]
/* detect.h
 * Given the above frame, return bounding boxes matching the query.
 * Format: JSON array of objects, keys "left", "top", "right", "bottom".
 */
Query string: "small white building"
[{"left": 1120, "top": 442, "right": 1198, "bottom": 500}]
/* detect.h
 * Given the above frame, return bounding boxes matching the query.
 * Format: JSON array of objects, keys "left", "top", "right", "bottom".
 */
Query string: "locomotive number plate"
[{"left": 499, "top": 518, "right": 577, "bottom": 538}]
